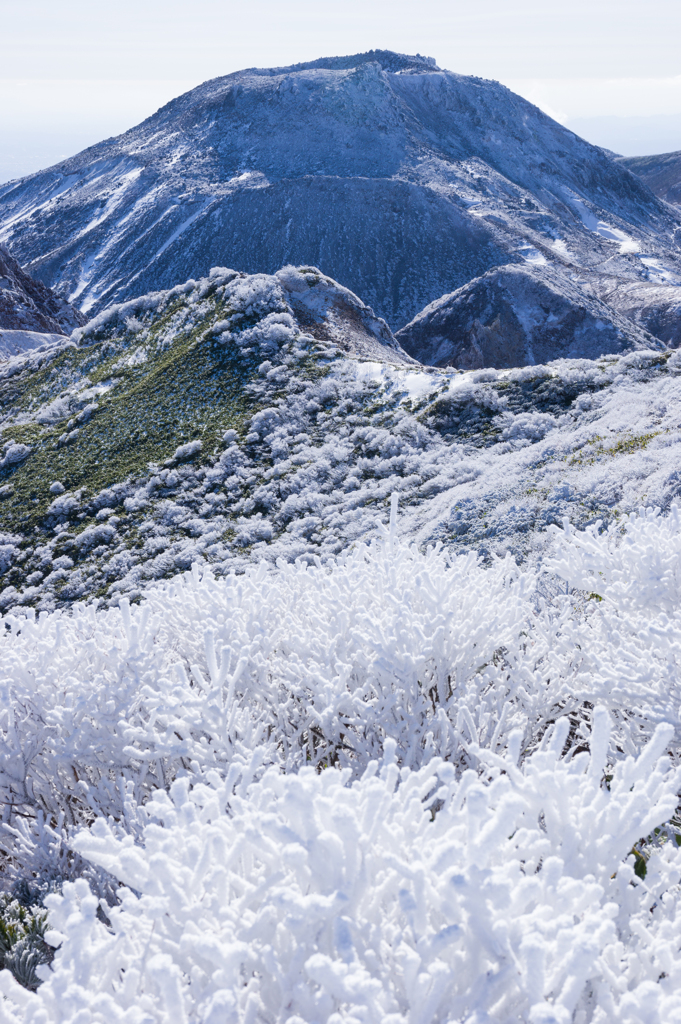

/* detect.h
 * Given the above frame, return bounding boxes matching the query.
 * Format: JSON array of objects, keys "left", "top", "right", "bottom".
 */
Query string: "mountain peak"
[{"left": 259, "top": 50, "right": 440, "bottom": 75}]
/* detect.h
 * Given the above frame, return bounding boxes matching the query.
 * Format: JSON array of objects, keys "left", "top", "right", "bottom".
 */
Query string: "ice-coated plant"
[
  {"left": 0, "top": 502, "right": 680, "bottom": 1019},
  {"left": 546, "top": 504, "right": 681, "bottom": 615},
  {"left": 0, "top": 713, "right": 680, "bottom": 1022}
]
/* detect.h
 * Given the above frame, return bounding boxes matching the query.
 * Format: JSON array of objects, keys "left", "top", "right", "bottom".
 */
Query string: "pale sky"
[{"left": 2, "top": 0, "right": 681, "bottom": 183}]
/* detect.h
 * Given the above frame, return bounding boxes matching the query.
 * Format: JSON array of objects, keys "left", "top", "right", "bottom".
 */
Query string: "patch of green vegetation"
[
  {"left": 0, "top": 888, "right": 54, "bottom": 992},
  {"left": 0, "top": 299, "right": 269, "bottom": 536},
  {"left": 569, "top": 431, "right": 660, "bottom": 467}
]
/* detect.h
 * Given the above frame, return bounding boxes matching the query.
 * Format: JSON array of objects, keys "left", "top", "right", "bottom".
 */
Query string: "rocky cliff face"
[
  {"left": 396, "top": 265, "right": 659, "bottom": 369},
  {"left": 0, "top": 245, "right": 86, "bottom": 336},
  {"left": 0, "top": 50, "right": 679, "bottom": 345}
]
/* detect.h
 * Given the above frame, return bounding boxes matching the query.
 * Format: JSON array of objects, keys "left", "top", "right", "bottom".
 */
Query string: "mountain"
[
  {"left": 0, "top": 244, "right": 86, "bottom": 337},
  {"left": 2, "top": 263, "right": 680, "bottom": 613},
  {"left": 582, "top": 272, "right": 681, "bottom": 349},
  {"left": 0, "top": 49, "right": 680, "bottom": 349},
  {"left": 619, "top": 149, "right": 681, "bottom": 207},
  {"left": 396, "top": 263, "right": 659, "bottom": 369}
]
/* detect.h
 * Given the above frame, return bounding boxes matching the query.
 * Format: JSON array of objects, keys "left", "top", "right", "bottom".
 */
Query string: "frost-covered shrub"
[
  {"left": 498, "top": 409, "right": 560, "bottom": 442},
  {"left": 0, "top": 505, "right": 534, "bottom": 881},
  {"left": 0, "top": 539, "right": 18, "bottom": 575},
  {"left": 168, "top": 439, "right": 203, "bottom": 463},
  {"left": 3, "top": 714, "right": 681, "bottom": 1022},
  {"left": 535, "top": 504, "right": 681, "bottom": 753},
  {"left": 217, "top": 312, "right": 298, "bottom": 353},
  {"left": 547, "top": 504, "right": 681, "bottom": 614},
  {"left": 0, "top": 443, "right": 31, "bottom": 469},
  {"left": 2, "top": 505, "right": 681, "bottom": 1016}
]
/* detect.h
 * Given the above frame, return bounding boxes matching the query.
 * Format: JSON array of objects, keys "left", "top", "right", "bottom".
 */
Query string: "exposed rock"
[
  {"left": 276, "top": 265, "right": 414, "bottom": 363},
  {"left": 583, "top": 274, "right": 681, "bottom": 349},
  {"left": 396, "top": 265, "right": 659, "bottom": 369},
  {"left": 0, "top": 245, "right": 86, "bottom": 336}
]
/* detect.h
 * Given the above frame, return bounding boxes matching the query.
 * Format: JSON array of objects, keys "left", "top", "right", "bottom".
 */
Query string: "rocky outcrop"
[
  {"left": 276, "top": 265, "right": 415, "bottom": 363},
  {"left": 396, "top": 265, "right": 659, "bottom": 369},
  {"left": 583, "top": 274, "right": 681, "bottom": 349},
  {"left": 0, "top": 246, "right": 86, "bottom": 335}
]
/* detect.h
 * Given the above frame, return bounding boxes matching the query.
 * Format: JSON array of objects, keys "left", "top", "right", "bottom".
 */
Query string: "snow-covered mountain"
[
  {"left": 0, "top": 49, "right": 680, "bottom": 351},
  {"left": 2, "top": 264, "right": 681, "bottom": 613}
]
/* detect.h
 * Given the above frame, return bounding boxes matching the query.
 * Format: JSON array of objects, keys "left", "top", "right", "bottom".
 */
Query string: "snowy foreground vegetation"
[{"left": 0, "top": 502, "right": 681, "bottom": 1021}]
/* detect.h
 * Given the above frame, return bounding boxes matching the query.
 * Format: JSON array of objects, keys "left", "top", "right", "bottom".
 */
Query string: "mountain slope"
[
  {"left": 0, "top": 245, "right": 86, "bottom": 335},
  {"left": 2, "top": 265, "right": 681, "bottom": 613},
  {"left": 0, "top": 50, "right": 679, "bottom": 338},
  {"left": 620, "top": 149, "right": 681, "bottom": 207},
  {"left": 396, "top": 264, "right": 659, "bottom": 368}
]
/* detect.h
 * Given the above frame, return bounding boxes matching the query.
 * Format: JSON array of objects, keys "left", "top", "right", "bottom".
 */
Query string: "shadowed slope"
[{"left": 396, "top": 264, "right": 659, "bottom": 369}]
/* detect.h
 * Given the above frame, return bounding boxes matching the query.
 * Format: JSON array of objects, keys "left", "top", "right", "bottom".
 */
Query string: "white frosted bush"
[
  {"left": 540, "top": 504, "right": 681, "bottom": 750},
  {"left": 2, "top": 504, "right": 681, "bottom": 1019},
  {"left": 2, "top": 713, "right": 681, "bottom": 1023},
  {"left": 0, "top": 506, "right": 534, "bottom": 881},
  {"left": 546, "top": 504, "right": 681, "bottom": 615}
]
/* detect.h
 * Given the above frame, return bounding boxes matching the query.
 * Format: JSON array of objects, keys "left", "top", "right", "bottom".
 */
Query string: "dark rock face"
[
  {"left": 0, "top": 246, "right": 86, "bottom": 335},
  {"left": 0, "top": 50, "right": 679, "bottom": 339},
  {"left": 619, "top": 151, "right": 681, "bottom": 207},
  {"left": 396, "top": 265, "right": 658, "bottom": 369}
]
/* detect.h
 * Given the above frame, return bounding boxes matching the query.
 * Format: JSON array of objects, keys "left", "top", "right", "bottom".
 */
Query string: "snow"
[
  {"left": 0, "top": 329, "right": 65, "bottom": 360},
  {"left": 350, "top": 361, "right": 440, "bottom": 402},
  {"left": 517, "top": 242, "right": 548, "bottom": 266},
  {"left": 563, "top": 189, "right": 641, "bottom": 254},
  {"left": 152, "top": 198, "right": 213, "bottom": 262},
  {"left": 67, "top": 165, "right": 145, "bottom": 305},
  {"left": 551, "top": 239, "right": 569, "bottom": 255},
  {"left": 640, "top": 255, "right": 681, "bottom": 285},
  {"left": 2, "top": 509, "right": 681, "bottom": 1018}
]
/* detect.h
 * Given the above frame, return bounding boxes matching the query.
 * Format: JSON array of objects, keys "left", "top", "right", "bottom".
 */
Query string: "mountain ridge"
[
  {"left": 2, "top": 263, "right": 681, "bottom": 613},
  {"left": 618, "top": 149, "right": 681, "bottom": 207},
  {"left": 396, "top": 263, "right": 660, "bottom": 369}
]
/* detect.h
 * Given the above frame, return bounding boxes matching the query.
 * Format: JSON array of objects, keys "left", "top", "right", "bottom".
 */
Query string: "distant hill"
[
  {"left": 618, "top": 149, "right": 681, "bottom": 207},
  {"left": 396, "top": 264, "right": 659, "bottom": 369}
]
